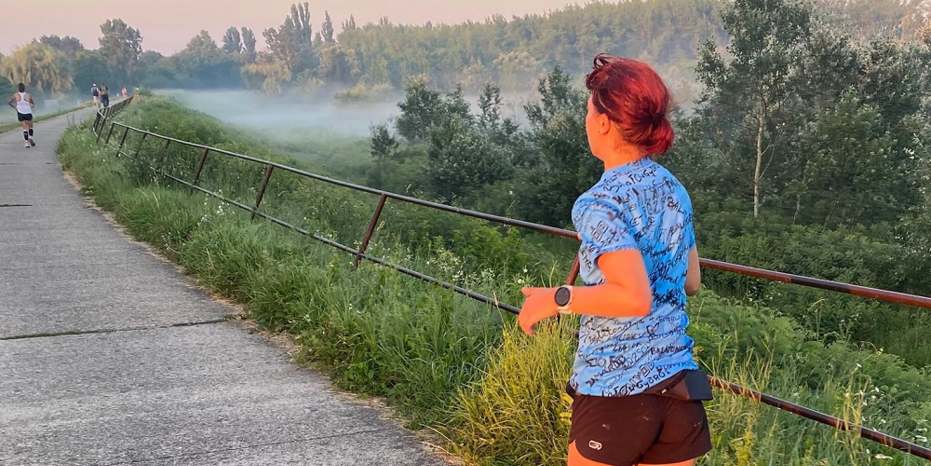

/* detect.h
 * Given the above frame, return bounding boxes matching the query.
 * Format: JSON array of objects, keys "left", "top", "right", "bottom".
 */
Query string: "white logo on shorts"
[{"left": 588, "top": 440, "right": 603, "bottom": 451}]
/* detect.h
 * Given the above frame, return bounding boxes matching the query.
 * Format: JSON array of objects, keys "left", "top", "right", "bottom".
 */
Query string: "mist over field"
[
  {"left": 158, "top": 88, "right": 534, "bottom": 139},
  {"left": 158, "top": 89, "right": 401, "bottom": 137}
]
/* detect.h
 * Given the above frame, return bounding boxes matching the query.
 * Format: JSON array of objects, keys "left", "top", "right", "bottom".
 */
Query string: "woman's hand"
[{"left": 518, "top": 287, "right": 559, "bottom": 335}]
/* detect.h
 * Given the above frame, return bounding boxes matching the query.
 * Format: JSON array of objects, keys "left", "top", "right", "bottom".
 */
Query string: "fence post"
[
  {"left": 353, "top": 194, "right": 389, "bottom": 269},
  {"left": 117, "top": 126, "right": 130, "bottom": 153},
  {"left": 251, "top": 165, "right": 275, "bottom": 220},
  {"left": 157, "top": 139, "right": 172, "bottom": 175},
  {"left": 104, "top": 122, "right": 116, "bottom": 145},
  {"left": 191, "top": 147, "right": 211, "bottom": 189},
  {"left": 565, "top": 256, "right": 580, "bottom": 286},
  {"left": 133, "top": 132, "right": 148, "bottom": 159},
  {"left": 92, "top": 113, "right": 101, "bottom": 135}
]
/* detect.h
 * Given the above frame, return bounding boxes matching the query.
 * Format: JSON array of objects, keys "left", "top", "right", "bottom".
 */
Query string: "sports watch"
[{"left": 554, "top": 285, "right": 573, "bottom": 314}]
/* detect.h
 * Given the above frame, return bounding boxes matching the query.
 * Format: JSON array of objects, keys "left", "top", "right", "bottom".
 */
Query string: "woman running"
[
  {"left": 518, "top": 54, "right": 709, "bottom": 466},
  {"left": 8, "top": 83, "right": 36, "bottom": 148}
]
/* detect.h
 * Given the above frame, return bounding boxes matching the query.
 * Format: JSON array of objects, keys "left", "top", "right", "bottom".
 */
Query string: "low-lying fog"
[
  {"left": 158, "top": 88, "right": 533, "bottom": 140},
  {"left": 159, "top": 89, "right": 403, "bottom": 138}
]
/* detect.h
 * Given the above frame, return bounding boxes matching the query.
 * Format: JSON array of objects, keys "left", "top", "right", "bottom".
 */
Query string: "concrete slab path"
[{"left": 0, "top": 111, "right": 448, "bottom": 466}]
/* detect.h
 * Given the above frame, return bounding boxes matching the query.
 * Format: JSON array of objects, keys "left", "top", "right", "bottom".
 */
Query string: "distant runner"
[
  {"left": 91, "top": 83, "right": 100, "bottom": 107},
  {"left": 100, "top": 85, "right": 110, "bottom": 109},
  {"left": 8, "top": 83, "right": 36, "bottom": 148}
]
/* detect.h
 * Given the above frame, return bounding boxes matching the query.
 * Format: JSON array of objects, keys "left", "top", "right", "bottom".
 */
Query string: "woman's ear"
[{"left": 598, "top": 112, "right": 611, "bottom": 135}]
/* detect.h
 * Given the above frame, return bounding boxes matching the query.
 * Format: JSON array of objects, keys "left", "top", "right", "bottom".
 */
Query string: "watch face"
[{"left": 555, "top": 287, "right": 571, "bottom": 306}]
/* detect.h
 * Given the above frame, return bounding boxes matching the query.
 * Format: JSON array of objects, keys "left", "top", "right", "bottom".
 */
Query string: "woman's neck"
[{"left": 600, "top": 145, "right": 647, "bottom": 171}]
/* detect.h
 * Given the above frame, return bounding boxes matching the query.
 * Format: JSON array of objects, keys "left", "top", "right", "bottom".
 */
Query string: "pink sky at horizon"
[{"left": 0, "top": 0, "right": 584, "bottom": 55}]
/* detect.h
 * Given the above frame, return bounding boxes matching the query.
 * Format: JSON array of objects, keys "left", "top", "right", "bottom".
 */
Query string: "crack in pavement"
[{"left": 0, "top": 318, "right": 232, "bottom": 341}]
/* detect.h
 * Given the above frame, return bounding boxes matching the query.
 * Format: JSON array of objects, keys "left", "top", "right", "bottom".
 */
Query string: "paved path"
[{"left": 0, "top": 112, "right": 448, "bottom": 465}]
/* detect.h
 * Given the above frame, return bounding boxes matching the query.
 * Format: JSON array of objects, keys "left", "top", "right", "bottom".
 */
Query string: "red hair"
[{"left": 585, "top": 54, "right": 674, "bottom": 155}]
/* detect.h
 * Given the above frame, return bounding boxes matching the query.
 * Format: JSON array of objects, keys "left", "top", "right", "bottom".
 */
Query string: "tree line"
[{"left": 3, "top": 0, "right": 927, "bottom": 99}]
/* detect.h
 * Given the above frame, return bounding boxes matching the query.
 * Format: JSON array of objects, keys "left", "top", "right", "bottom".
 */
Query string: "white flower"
[{"left": 874, "top": 454, "right": 893, "bottom": 460}]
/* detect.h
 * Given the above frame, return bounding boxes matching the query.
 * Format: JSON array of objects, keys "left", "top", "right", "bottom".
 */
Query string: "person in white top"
[{"left": 7, "top": 83, "right": 36, "bottom": 148}]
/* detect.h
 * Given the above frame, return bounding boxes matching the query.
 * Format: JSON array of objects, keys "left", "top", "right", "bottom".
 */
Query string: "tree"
[
  {"left": 395, "top": 78, "right": 446, "bottom": 142},
  {"left": 370, "top": 124, "right": 398, "bottom": 160},
  {"left": 222, "top": 27, "right": 242, "bottom": 54},
  {"left": 0, "top": 74, "right": 14, "bottom": 96},
  {"left": 38, "top": 35, "right": 84, "bottom": 59},
  {"left": 368, "top": 123, "right": 400, "bottom": 187},
  {"left": 343, "top": 15, "right": 357, "bottom": 32},
  {"left": 920, "top": 19, "right": 931, "bottom": 46},
  {"left": 478, "top": 83, "right": 503, "bottom": 131},
  {"left": 1, "top": 43, "right": 73, "bottom": 95},
  {"left": 796, "top": 93, "right": 914, "bottom": 226},
  {"left": 515, "top": 67, "right": 593, "bottom": 226},
  {"left": 477, "top": 83, "right": 521, "bottom": 147},
  {"left": 175, "top": 31, "right": 242, "bottom": 88},
  {"left": 241, "top": 28, "right": 258, "bottom": 63},
  {"left": 426, "top": 116, "right": 513, "bottom": 201},
  {"left": 136, "top": 51, "right": 181, "bottom": 88},
  {"left": 98, "top": 19, "right": 143, "bottom": 83},
  {"left": 264, "top": 2, "right": 315, "bottom": 73},
  {"left": 696, "top": 0, "right": 812, "bottom": 218},
  {"left": 318, "top": 44, "right": 354, "bottom": 83},
  {"left": 73, "top": 50, "right": 110, "bottom": 91},
  {"left": 242, "top": 59, "right": 292, "bottom": 95},
  {"left": 322, "top": 11, "right": 335, "bottom": 43},
  {"left": 816, "top": 0, "right": 931, "bottom": 40}
]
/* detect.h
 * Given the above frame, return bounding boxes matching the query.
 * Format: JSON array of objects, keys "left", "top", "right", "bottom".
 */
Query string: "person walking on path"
[
  {"left": 518, "top": 54, "right": 710, "bottom": 466},
  {"left": 8, "top": 83, "right": 36, "bottom": 148},
  {"left": 99, "top": 86, "right": 110, "bottom": 109},
  {"left": 91, "top": 83, "right": 100, "bottom": 108}
]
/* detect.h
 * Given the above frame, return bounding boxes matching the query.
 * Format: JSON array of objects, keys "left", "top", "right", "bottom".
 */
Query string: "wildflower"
[{"left": 873, "top": 454, "right": 892, "bottom": 460}]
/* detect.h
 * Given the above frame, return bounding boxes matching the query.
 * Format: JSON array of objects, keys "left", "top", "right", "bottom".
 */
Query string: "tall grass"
[{"left": 59, "top": 99, "right": 931, "bottom": 465}]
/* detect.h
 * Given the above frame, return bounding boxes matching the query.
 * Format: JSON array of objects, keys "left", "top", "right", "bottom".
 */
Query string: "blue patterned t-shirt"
[{"left": 569, "top": 157, "right": 698, "bottom": 397}]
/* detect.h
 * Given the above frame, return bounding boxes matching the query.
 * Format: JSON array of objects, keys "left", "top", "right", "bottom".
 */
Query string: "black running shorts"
[
  {"left": 17, "top": 112, "right": 33, "bottom": 122},
  {"left": 569, "top": 393, "right": 712, "bottom": 465}
]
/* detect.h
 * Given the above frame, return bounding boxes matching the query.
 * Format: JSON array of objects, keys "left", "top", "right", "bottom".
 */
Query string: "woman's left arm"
[
  {"left": 518, "top": 249, "right": 652, "bottom": 335},
  {"left": 685, "top": 246, "right": 701, "bottom": 296}
]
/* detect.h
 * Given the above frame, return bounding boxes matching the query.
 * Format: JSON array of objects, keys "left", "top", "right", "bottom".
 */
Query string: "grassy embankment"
[{"left": 58, "top": 97, "right": 931, "bottom": 465}]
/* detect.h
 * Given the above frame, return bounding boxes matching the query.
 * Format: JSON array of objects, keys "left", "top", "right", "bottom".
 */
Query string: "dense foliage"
[{"left": 346, "top": 0, "right": 931, "bottom": 369}]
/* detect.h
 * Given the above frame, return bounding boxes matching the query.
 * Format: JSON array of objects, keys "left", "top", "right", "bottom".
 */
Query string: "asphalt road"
[{"left": 0, "top": 110, "right": 448, "bottom": 466}]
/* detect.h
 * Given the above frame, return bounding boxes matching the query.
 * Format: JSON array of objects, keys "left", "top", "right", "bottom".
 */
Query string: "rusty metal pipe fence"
[{"left": 89, "top": 106, "right": 931, "bottom": 461}]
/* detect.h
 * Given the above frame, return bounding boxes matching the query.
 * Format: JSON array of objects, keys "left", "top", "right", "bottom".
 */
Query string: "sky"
[{"left": 0, "top": 0, "right": 583, "bottom": 55}]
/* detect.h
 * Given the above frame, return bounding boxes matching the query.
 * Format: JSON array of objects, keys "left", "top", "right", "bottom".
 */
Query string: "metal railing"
[{"left": 90, "top": 104, "right": 931, "bottom": 461}]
